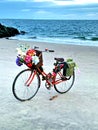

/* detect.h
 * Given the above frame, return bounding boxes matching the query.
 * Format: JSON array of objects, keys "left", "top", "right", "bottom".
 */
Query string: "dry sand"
[{"left": 0, "top": 38, "right": 98, "bottom": 130}]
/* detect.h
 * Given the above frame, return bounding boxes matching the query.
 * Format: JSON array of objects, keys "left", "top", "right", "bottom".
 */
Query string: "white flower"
[{"left": 32, "top": 55, "right": 39, "bottom": 65}]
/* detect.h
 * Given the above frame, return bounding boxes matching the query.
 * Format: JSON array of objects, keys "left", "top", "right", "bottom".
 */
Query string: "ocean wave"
[
  {"left": 28, "top": 36, "right": 37, "bottom": 39},
  {"left": 74, "top": 36, "right": 98, "bottom": 41},
  {"left": 91, "top": 37, "right": 98, "bottom": 41}
]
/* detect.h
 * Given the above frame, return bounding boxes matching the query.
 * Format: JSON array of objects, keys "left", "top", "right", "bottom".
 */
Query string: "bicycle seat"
[{"left": 54, "top": 58, "right": 64, "bottom": 62}]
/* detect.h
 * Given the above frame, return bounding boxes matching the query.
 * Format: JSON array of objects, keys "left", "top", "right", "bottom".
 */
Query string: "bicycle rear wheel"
[
  {"left": 12, "top": 69, "right": 40, "bottom": 101},
  {"left": 54, "top": 70, "right": 75, "bottom": 94}
]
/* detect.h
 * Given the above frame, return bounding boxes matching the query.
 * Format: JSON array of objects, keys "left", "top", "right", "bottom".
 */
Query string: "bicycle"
[{"left": 12, "top": 46, "right": 75, "bottom": 101}]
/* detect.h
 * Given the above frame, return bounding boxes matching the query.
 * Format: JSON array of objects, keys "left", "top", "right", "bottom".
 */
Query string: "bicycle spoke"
[
  {"left": 12, "top": 69, "right": 40, "bottom": 101},
  {"left": 54, "top": 70, "right": 75, "bottom": 94}
]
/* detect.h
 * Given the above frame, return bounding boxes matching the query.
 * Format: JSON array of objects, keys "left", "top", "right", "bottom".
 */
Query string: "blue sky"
[{"left": 0, "top": 0, "right": 98, "bottom": 19}]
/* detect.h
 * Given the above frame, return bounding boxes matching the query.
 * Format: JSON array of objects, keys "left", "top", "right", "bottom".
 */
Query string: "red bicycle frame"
[
  {"left": 25, "top": 62, "right": 67, "bottom": 87},
  {"left": 25, "top": 70, "right": 37, "bottom": 86}
]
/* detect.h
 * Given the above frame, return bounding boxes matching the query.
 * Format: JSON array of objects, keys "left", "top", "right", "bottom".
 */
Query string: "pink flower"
[{"left": 25, "top": 55, "right": 32, "bottom": 63}]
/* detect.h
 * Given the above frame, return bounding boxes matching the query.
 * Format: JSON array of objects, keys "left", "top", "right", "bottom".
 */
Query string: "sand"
[{"left": 0, "top": 38, "right": 98, "bottom": 130}]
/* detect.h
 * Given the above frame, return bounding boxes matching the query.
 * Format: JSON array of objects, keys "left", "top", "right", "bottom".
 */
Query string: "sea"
[{"left": 0, "top": 19, "right": 98, "bottom": 47}]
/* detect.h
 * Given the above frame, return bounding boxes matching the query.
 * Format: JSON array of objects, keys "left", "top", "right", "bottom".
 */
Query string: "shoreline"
[
  {"left": 0, "top": 38, "right": 98, "bottom": 63},
  {"left": 1, "top": 37, "right": 98, "bottom": 48},
  {"left": 8, "top": 36, "right": 98, "bottom": 47}
]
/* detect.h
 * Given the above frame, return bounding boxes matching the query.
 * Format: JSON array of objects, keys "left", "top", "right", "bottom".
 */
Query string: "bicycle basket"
[
  {"left": 33, "top": 50, "right": 43, "bottom": 68},
  {"left": 16, "top": 48, "right": 43, "bottom": 69},
  {"left": 66, "top": 59, "right": 76, "bottom": 76}
]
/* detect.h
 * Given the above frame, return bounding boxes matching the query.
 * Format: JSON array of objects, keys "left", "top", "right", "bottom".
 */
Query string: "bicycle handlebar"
[
  {"left": 43, "top": 49, "right": 54, "bottom": 52},
  {"left": 48, "top": 50, "right": 54, "bottom": 52},
  {"left": 33, "top": 46, "right": 54, "bottom": 52},
  {"left": 34, "top": 46, "right": 39, "bottom": 49}
]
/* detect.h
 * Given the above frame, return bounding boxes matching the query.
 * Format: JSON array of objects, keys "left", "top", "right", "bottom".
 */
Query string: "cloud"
[
  {"left": 0, "top": 0, "right": 27, "bottom": 2},
  {"left": 52, "top": 0, "right": 98, "bottom": 6},
  {"left": 1, "top": 0, "right": 27, "bottom": 1},
  {"left": 87, "top": 13, "right": 98, "bottom": 16},
  {"left": 36, "top": 10, "right": 48, "bottom": 14},
  {"left": 0, "top": 0, "right": 98, "bottom": 19},
  {"left": 33, "top": 0, "right": 98, "bottom": 5},
  {"left": 1, "top": 0, "right": 98, "bottom": 5}
]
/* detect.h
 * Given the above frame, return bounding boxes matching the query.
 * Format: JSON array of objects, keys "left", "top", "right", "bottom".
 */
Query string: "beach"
[{"left": 0, "top": 38, "right": 98, "bottom": 130}]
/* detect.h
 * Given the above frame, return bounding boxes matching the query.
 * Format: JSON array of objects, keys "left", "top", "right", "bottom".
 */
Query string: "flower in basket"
[
  {"left": 16, "top": 44, "right": 30, "bottom": 59},
  {"left": 20, "top": 44, "right": 30, "bottom": 52},
  {"left": 24, "top": 55, "right": 32, "bottom": 68},
  {"left": 26, "top": 49, "right": 36, "bottom": 56},
  {"left": 24, "top": 55, "right": 32, "bottom": 64},
  {"left": 32, "top": 55, "right": 39, "bottom": 65},
  {"left": 16, "top": 48, "right": 26, "bottom": 59},
  {"left": 16, "top": 57, "right": 24, "bottom": 66}
]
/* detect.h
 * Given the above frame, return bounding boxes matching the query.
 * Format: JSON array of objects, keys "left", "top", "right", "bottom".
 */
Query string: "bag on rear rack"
[
  {"left": 63, "top": 59, "right": 76, "bottom": 77},
  {"left": 66, "top": 59, "right": 76, "bottom": 76}
]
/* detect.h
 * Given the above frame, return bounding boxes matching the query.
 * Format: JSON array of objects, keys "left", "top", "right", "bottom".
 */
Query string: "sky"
[{"left": 0, "top": 0, "right": 98, "bottom": 20}]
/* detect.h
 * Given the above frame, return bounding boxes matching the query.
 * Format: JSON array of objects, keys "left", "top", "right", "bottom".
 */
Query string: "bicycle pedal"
[
  {"left": 45, "top": 83, "right": 52, "bottom": 90},
  {"left": 47, "top": 86, "right": 51, "bottom": 90}
]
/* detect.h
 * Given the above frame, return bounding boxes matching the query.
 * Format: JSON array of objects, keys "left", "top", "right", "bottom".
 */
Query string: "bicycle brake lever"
[{"left": 34, "top": 46, "right": 39, "bottom": 49}]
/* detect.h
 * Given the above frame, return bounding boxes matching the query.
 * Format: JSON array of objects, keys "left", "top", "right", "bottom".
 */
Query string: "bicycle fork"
[{"left": 25, "top": 70, "right": 36, "bottom": 87}]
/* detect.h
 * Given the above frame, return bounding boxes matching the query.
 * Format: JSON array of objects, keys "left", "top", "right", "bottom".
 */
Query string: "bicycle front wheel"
[
  {"left": 12, "top": 69, "right": 40, "bottom": 101},
  {"left": 54, "top": 70, "right": 75, "bottom": 94}
]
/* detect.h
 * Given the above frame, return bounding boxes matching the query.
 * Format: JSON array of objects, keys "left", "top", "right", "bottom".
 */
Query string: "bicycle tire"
[
  {"left": 12, "top": 69, "right": 40, "bottom": 101},
  {"left": 54, "top": 70, "right": 75, "bottom": 94}
]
